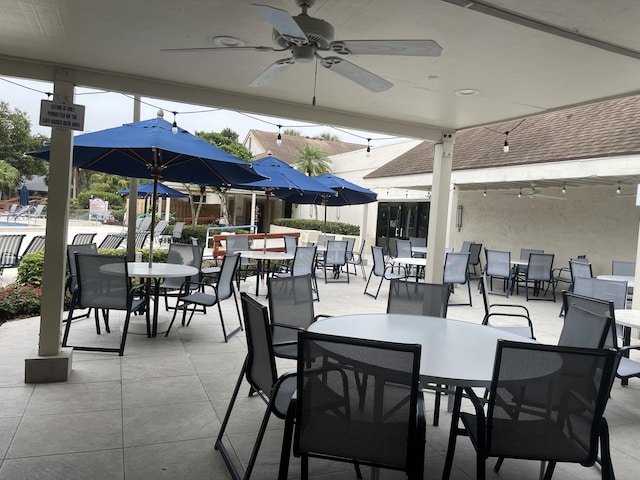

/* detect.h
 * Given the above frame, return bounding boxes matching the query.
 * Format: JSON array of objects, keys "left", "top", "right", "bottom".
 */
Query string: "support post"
[{"left": 425, "top": 131, "right": 455, "bottom": 284}]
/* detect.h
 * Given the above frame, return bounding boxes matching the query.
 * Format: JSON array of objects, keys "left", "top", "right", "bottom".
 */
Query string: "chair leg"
[
  {"left": 278, "top": 400, "right": 296, "bottom": 480},
  {"left": 599, "top": 418, "right": 615, "bottom": 480},
  {"left": 442, "top": 387, "right": 465, "bottom": 480},
  {"left": 215, "top": 356, "right": 248, "bottom": 480}
]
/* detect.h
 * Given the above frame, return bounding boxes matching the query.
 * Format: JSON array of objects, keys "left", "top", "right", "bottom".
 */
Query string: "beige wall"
[{"left": 450, "top": 185, "right": 640, "bottom": 276}]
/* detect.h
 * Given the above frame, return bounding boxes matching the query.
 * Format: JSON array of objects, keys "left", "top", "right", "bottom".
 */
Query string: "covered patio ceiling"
[{"left": 2, "top": 0, "right": 640, "bottom": 140}]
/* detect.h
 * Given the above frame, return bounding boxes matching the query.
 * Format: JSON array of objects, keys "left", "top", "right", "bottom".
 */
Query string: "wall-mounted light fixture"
[{"left": 456, "top": 205, "right": 463, "bottom": 231}]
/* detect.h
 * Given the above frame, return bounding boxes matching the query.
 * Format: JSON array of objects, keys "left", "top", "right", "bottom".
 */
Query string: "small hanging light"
[
  {"left": 616, "top": 182, "right": 621, "bottom": 194},
  {"left": 276, "top": 125, "right": 282, "bottom": 146},
  {"left": 561, "top": 183, "right": 566, "bottom": 194},
  {"left": 503, "top": 131, "right": 510, "bottom": 153},
  {"left": 518, "top": 189, "right": 522, "bottom": 198},
  {"left": 171, "top": 111, "right": 178, "bottom": 134},
  {"left": 483, "top": 190, "right": 487, "bottom": 197},
  {"left": 366, "top": 138, "right": 371, "bottom": 156}
]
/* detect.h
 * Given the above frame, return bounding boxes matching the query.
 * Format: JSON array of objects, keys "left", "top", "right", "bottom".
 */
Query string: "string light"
[
  {"left": 561, "top": 183, "right": 566, "bottom": 194},
  {"left": 616, "top": 182, "right": 621, "bottom": 194},
  {"left": 276, "top": 125, "right": 282, "bottom": 146},
  {"left": 484, "top": 119, "right": 525, "bottom": 153},
  {"left": 483, "top": 190, "right": 487, "bottom": 197},
  {"left": 171, "top": 111, "right": 178, "bottom": 134},
  {"left": 503, "top": 133, "right": 510, "bottom": 153},
  {"left": 518, "top": 189, "right": 522, "bottom": 198},
  {"left": 366, "top": 138, "right": 371, "bottom": 156}
]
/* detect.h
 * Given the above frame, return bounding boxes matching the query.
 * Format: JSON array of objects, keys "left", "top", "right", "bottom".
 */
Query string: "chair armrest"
[
  {"left": 314, "top": 314, "right": 331, "bottom": 321},
  {"left": 489, "top": 303, "right": 531, "bottom": 316}
]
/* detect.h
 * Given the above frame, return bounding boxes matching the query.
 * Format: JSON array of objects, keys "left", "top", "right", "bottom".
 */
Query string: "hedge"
[{"left": 272, "top": 218, "right": 359, "bottom": 236}]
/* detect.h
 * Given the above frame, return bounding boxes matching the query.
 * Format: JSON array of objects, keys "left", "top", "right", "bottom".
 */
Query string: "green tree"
[
  {"left": 294, "top": 142, "right": 331, "bottom": 219},
  {"left": 0, "top": 102, "right": 48, "bottom": 180},
  {"left": 196, "top": 128, "right": 252, "bottom": 161},
  {"left": 294, "top": 142, "right": 331, "bottom": 176},
  {"left": 0, "top": 160, "right": 20, "bottom": 200},
  {"left": 283, "top": 128, "right": 301, "bottom": 136},
  {"left": 315, "top": 132, "right": 340, "bottom": 142},
  {"left": 87, "top": 172, "right": 132, "bottom": 192}
]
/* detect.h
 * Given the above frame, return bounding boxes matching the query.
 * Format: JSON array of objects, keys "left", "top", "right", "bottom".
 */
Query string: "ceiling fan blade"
[
  {"left": 161, "top": 45, "right": 280, "bottom": 53},
  {"left": 253, "top": 4, "right": 308, "bottom": 45},
  {"left": 330, "top": 39, "right": 443, "bottom": 57},
  {"left": 249, "top": 57, "right": 295, "bottom": 87},
  {"left": 320, "top": 56, "right": 393, "bottom": 92}
]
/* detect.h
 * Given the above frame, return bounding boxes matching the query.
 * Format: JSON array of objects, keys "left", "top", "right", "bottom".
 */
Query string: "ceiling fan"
[
  {"left": 162, "top": 0, "right": 442, "bottom": 92},
  {"left": 508, "top": 184, "right": 567, "bottom": 200}
]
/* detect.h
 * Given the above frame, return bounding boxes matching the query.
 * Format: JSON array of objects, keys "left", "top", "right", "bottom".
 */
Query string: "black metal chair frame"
[
  {"left": 215, "top": 292, "right": 297, "bottom": 480},
  {"left": 166, "top": 253, "right": 242, "bottom": 342},
  {"left": 0, "top": 234, "right": 26, "bottom": 274},
  {"left": 364, "top": 246, "right": 407, "bottom": 299},
  {"left": 480, "top": 273, "right": 535, "bottom": 339},
  {"left": 444, "top": 252, "right": 472, "bottom": 306}
]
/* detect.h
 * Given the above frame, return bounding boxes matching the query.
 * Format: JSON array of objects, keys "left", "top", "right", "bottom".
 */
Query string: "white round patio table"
[
  {"left": 237, "top": 250, "right": 294, "bottom": 296},
  {"left": 308, "top": 313, "right": 534, "bottom": 387},
  {"left": 597, "top": 274, "right": 635, "bottom": 288}
]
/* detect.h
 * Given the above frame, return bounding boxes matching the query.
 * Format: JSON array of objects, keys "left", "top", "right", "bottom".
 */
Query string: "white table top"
[
  {"left": 101, "top": 262, "right": 199, "bottom": 278},
  {"left": 510, "top": 259, "right": 528, "bottom": 266},
  {"left": 392, "top": 257, "right": 427, "bottom": 267},
  {"left": 614, "top": 309, "right": 640, "bottom": 329},
  {"left": 597, "top": 275, "right": 635, "bottom": 288},
  {"left": 308, "top": 313, "right": 534, "bottom": 387},
  {"left": 237, "top": 250, "right": 294, "bottom": 261},
  {"left": 411, "top": 246, "right": 428, "bottom": 255}
]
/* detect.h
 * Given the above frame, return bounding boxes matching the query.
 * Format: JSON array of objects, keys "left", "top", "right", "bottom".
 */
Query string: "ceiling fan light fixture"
[
  {"left": 212, "top": 36, "right": 246, "bottom": 48},
  {"left": 454, "top": 88, "right": 480, "bottom": 96}
]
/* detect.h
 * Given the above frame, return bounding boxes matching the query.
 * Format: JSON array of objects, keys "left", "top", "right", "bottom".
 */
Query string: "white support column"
[
  {"left": 126, "top": 96, "right": 141, "bottom": 261},
  {"left": 26, "top": 70, "right": 76, "bottom": 382},
  {"left": 425, "top": 132, "right": 455, "bottom": 283},
  {"left": 633, "top": 220, "right": 640, "bottom": 310}
]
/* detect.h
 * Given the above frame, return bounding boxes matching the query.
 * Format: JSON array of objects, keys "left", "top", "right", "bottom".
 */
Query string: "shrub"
[
  {"left": 272, "top": 218, "right": 359, "bottom": 236},
  {"left": 17, "top": 251, "right": 46, "bottom": 286},
  {"left": 0, "top": 284, "right": 43, "bottom": 323}
]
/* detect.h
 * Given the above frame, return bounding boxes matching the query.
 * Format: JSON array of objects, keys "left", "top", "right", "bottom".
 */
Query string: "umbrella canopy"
[
  {"left": 28, "top": 117, "right": 265, "bottom": 265},
  {"left": 19, "top": 184, "right": 29, "bottom": 206},
  {"left": 290, "top": 173, "right": 378, "bottom": 206},
  {"left": 244, "top": 156, "right": 335, "bottom": 199},
  {"left": 118, "top": 182, "right": 188, "bottom": 199}
]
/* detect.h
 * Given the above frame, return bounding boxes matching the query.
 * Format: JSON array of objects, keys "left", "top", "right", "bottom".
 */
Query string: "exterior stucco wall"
[{"left": 450, "top": 185, "right": 640, "bottom": 276}]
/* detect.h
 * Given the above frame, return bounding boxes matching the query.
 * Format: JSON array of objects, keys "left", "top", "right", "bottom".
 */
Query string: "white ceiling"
[{"left": 2, "top": 0, "right": 640, "bottom": 140}]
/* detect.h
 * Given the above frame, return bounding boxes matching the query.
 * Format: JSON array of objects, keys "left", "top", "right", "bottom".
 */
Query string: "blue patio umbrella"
[
  {"left": 289, "top": 173, "right": 378, "bottom": 232},
  {"left": 28, "top": 117, "right": 265, "bottom": 264},
  {"left": 242, "top": 156, "right": 335, "bottom": 232},
  {"left": 118, "top": 182, "right": 188, "bottom": 199},
  {"left": 19, "top": 184, "right": 29, "bottom": 206}
]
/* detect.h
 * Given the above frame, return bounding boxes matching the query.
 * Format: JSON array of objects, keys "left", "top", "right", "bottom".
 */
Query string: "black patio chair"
[
  {"left": 157, "top": 242, "right": 204, "bottom": 311},
  {"left": 63, "top": 253, "right": 149, "bottom": 356},
  {"left": 98, "top": 233, "right": 126, "bottom": 250},
  {"left": 321, "top": 240, "right": 349, "bottom": 283},
  {"left": 215, "top": 292, "right": 297, "bottom": 480},
  {"left": 71, "top": 232, "right": 97, "bottom": 245},
  {"left": 346, "top": 238, "right": 367, "bottom": 279},
  {"left": 66, "top": 243, "right": 100, "bottom": 324},
  {"left": 20, "top": 235, "right": 46, "bottom": 260},
  {"left": 166, "top": 252, "right": 242, "bottom": 341},
  {"left": 364, "top": 246, "right": 407, "bottom": 299},
  {"left": 278, "top": 331, "right": 425, "bottom": 480},
  {"left": 480, "top": 273, "right": 535, "bottom": 339},
  {"left": 0, "top": 234, "right": 26, "bottom": 274},
  {"left": 517, "top": 252, "right": 556, "bottom": 301},
  {"left": 443, "top": 251, "right": 472, "bottom": 306},
  {"left": 443, "top": 340, "right": 618, "bottom": 480},
  {"left": 484, "top": 248, "right": 514, "bottom": 297},
  {"left": 272, "top": 245, "right": 319, "bottom": 301}
]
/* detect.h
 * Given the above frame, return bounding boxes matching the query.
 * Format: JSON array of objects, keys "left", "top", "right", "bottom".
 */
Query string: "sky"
[{"left": 1, "top": 75, "right": 404, "bottom": 147}]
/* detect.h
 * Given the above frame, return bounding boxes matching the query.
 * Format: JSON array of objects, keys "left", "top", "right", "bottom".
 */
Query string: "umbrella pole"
[{"left": 149, "top": 151, "right": 161, "bottom": 267}]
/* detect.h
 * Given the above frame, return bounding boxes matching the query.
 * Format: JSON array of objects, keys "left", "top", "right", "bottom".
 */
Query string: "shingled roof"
[
  {"left": 246, "top": 129, "right": 365, "bottom": 164},
  {"left": 366, "top": 94, "right": 640, "bottom": 179}
]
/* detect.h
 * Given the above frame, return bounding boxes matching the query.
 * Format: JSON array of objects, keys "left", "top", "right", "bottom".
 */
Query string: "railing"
[{"left": 204, "top": 227, "right": 301, "bottom": 259}]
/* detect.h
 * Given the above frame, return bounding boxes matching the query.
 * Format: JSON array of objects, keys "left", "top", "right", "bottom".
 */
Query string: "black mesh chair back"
[
  {"left": 268, "top": 274, "right": 317, "bottom": 359},
  {"left": 573, "top": 276, "right": 627, "bottom": 310},
  {"left": 160, "top": 243, "right": 204, "bottom": 309},
  {"left": 21, "top": 235, "right": 46, "bottom": 257},
  {"left": 460, "top": 240, "right": 472, "bottom": 253},
  {"left": 569, "top": 259, "right": 593, "bottom": 284},
  {"left": 444, "top": 340, "right": 618, "bottom": 480},
  {"left": 316, "top": 234, "right": 335, "bottom": 249},
  {"left": 291, "top": 245, "right": 316, "bottom": 277},
  {"left": 284, "top": 235, "right": 298, "bottom": 254},
  {"left": 612, "top": 260, "right": 635, "bottom": 276},
  {"left": 395, "top": 239, "right": 412, "bottom": 258},
  {"left": 444, "top": 252, "right": 472, "bottom": 306},
  {"left": 322, "top": 240, "right": 349, "bottom": 283},
  {"left": 562, "top": 291, "right": 617, "bottom": 348},
  {"left": 63, "top": 253, "right": 148, "bottom": 356},
  {"left": 346, "top": 239, "right": 367, "bottom": 279},
  {"left": 343, "top": 236, "right": 356, "bottom": 262},
  {"left": 519, "top": 248, "right": 544, "bottom": 260},
  {"left": 71, "top": 232, "right": 96, "bottom": 245},
  {"left": 364, "top": 246, "right": 407, "bottom": 299},
  {"left": 467, "top": 242, "right": 483, "bottom": 275},
  {"left": 216, "top": 252, "right": 240, "bottom": 301},
  {"left": 225, "top": 235, "right": 250, "bottom": 265},
  {"left": 215, "top": 292, "right": 296, "bottom": 480},
  {"left": 409, "top": 236, "right": 427, "bottom": 248},
  {"left": 559, "top": 296, "right": 614, "bottom": 349},
  {"left": 484, "top": 248, "right": 512, "bottom": 296},
  {"left": 523, "top": 252, "right": 556, "bottom": 301},
  {"left": 170, "top": 221, "right": 185, "bottom": 242},
  {"left": 387, "top": 279, "right": 449, "bottom": 317},
  {"left": 98, "top": 233, "right": 126, "bottom": 250},
  {"left": 279, "top": 331, "right": 425, "bottom": 479},
  {"left": 67, "top": 243, "right": 98, "bottom": 295}
]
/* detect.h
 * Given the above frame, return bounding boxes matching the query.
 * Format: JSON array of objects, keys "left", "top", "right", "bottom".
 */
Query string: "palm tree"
[
  {"left": 0, "top": 160, "right": 20, "bottom": 200},
  {"left": 294, "top": 143, "right": 331, "bottom": 219}
]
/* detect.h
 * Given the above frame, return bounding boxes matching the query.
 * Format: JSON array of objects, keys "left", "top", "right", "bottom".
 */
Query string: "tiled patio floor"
[{"left": 1, "top": 257, "right": 640, "bottom": 479}]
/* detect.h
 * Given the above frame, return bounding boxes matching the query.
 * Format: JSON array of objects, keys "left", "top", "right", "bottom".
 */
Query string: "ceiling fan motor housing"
[{"left": 273, "top": 14, "right": 335, "bottom": 49}]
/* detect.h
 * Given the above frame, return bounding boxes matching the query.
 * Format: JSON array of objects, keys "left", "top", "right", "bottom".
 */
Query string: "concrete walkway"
[{"left": 0, "top": 232, "right": 640, "bottom": 479}]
